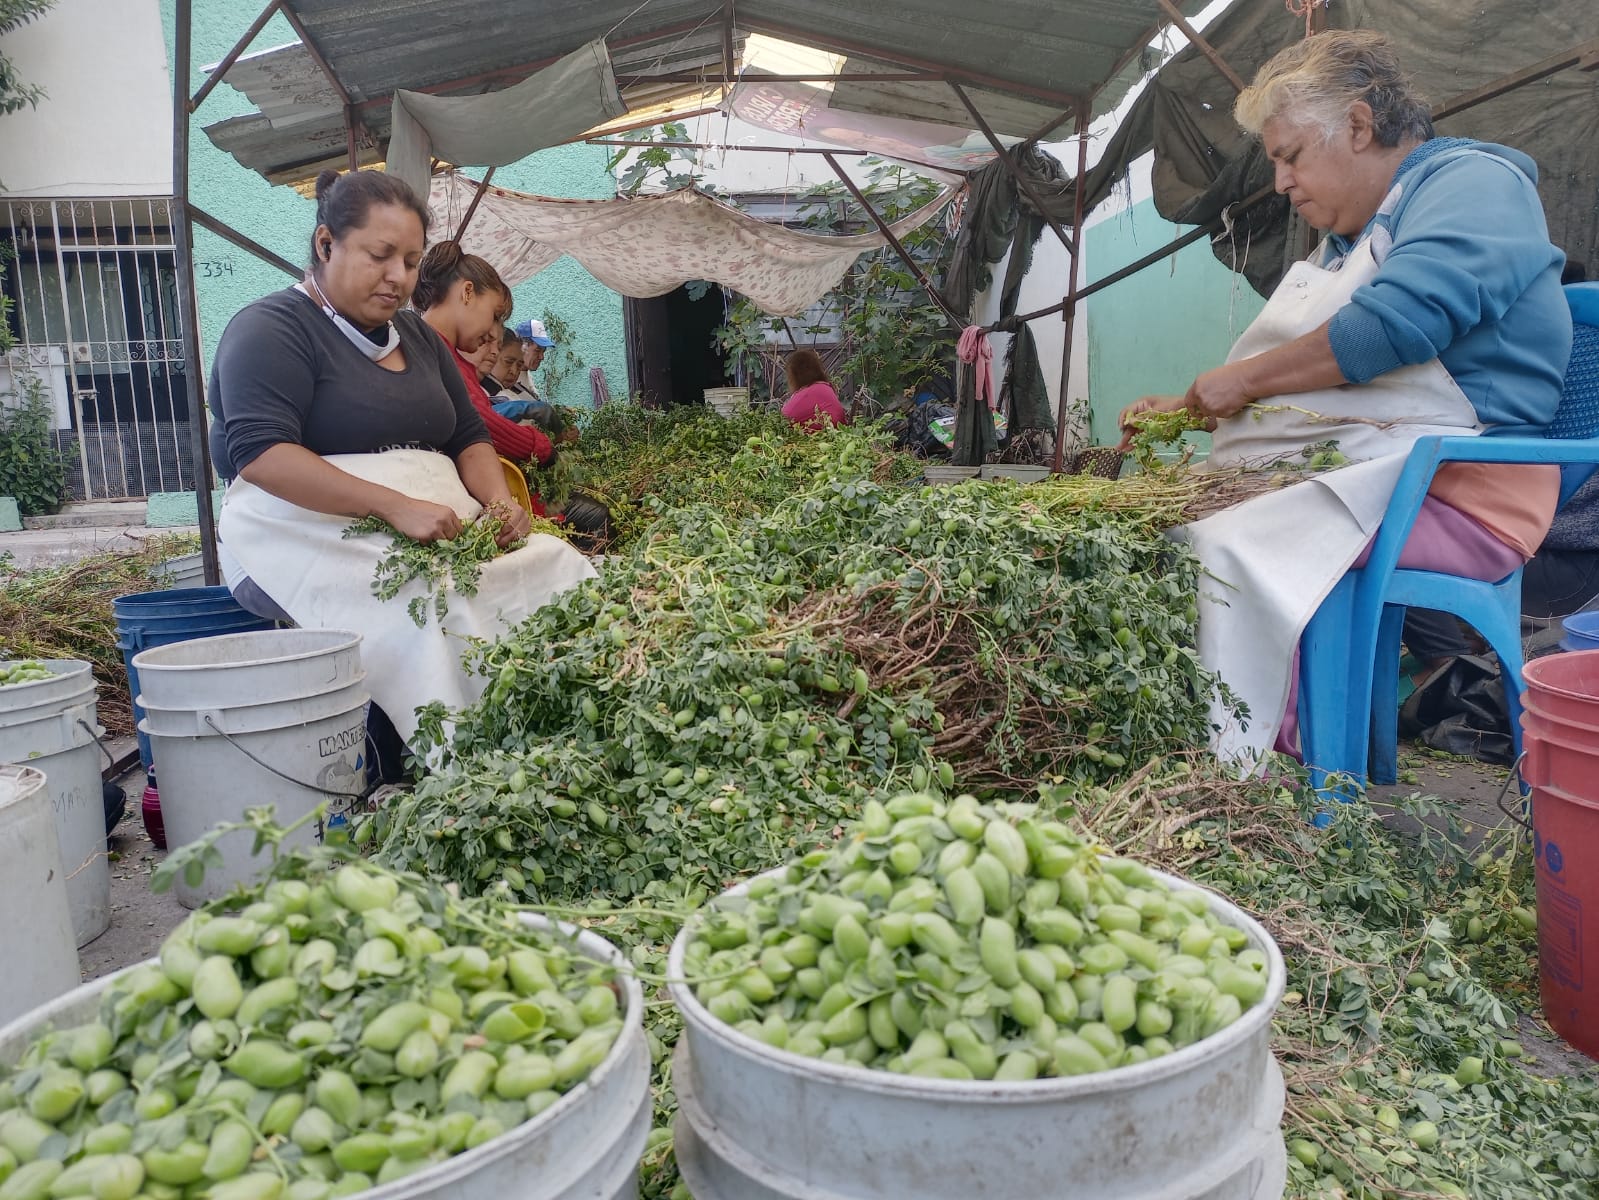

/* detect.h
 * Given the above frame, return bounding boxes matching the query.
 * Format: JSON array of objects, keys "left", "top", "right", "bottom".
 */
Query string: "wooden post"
[
  {"left": 820, "top": 152, "right": 963, "bottom": 334},
  {"left": 453, "top": 169, "right": 497, "bottom": 242}
]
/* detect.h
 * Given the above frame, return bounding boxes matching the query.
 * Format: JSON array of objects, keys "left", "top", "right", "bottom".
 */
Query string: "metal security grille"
[{"left": 1, "top": 197, "right": 196, "bottom": 501}]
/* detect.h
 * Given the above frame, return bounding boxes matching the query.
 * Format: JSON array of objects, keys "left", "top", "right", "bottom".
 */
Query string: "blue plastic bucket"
[
  {"left": 113, "top": 587, "right": 276, "bottom": 773},
  {"left": 1561, "top": 611, "right": 1599, "bottom": 653}
]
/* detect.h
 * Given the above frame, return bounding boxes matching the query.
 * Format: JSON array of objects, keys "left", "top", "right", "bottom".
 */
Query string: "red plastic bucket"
[{"left": 1521, "top": 650, "right": 1599, "bottom": 1060}]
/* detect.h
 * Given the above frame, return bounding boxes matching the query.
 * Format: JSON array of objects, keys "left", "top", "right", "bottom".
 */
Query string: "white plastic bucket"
[
  {"left": 669, "top": 865, "right": 1289, "bottom": 1200},
  {"left": 0, "top": 916, "right": 650, "bottom": 1199},
  {"left": 704, "top": 387, "right": 751, "bottom": 416},
  {"left": 979, "top": 464, "right": 1051, "bottom": 484},
  {"left": 924, "top": 465, "right": 980, "bottom": 485},
  {"left": 132, "top": 631, "right": 370, "bottom": 908},
  {"left": 0, "top": 766, "right": 80, "bottom": 1027},
  {"left": 0, "top": 660, "right": 110, "bottom": 947}
]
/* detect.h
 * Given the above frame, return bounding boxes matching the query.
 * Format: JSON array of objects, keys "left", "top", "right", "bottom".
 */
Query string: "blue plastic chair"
[{"left": 1299, "top": 282, "right": 1599, "bottom": 794}]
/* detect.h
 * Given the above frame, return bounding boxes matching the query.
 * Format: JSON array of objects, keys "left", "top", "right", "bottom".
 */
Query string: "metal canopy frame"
[{"left": 173, "top": 1, "right": 1599, "bottom": 582}]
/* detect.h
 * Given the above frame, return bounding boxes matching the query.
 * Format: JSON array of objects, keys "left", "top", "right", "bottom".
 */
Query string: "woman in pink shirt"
[{"left": 779, "top": 349, "right": 848, "bottom": 431}]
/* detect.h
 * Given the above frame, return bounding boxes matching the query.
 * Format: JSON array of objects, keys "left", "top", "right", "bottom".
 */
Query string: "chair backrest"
[
  {"left": 499, "top": 456, "right": 535, "bottom": 516},
  {"left": 1548, "top": 282, "right": 1599, "bottom": 440}
]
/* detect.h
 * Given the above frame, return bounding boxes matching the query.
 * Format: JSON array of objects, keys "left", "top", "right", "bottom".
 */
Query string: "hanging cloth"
[
  {"left": 430, "top": 175, "right": 955, "bottom": 317},
  {"left": 957, "top": 326, "right": 995, "bottom": 409},
  {"left": 388, "top": 40, "right": 625, "bottom": 201}
]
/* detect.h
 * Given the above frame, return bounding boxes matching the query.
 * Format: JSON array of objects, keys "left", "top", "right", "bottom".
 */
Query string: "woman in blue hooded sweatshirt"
[{"left": 1117, "top": 30, "right": 1573, "bottom": 758}]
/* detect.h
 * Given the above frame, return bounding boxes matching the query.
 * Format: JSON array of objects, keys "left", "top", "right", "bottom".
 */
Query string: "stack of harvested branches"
[
  {"left": 0, "top": 534, "right": 200, "bottom": 735},
  {"left": 1030, "top": 459, "right": 1348, "bottom": 528}
]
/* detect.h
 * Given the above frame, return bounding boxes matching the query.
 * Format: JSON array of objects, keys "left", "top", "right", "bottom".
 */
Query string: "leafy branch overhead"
[{"left": 0, "top": 0, "right": 56, "bottom": 116}]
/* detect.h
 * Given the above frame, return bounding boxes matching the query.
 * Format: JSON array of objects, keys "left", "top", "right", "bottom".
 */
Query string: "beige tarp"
[{"left": 428, "top": 173, "right": 956, "bottom": 316}]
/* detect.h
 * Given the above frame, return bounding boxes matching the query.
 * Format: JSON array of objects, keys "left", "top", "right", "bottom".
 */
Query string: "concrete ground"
[
  {"left": 76, "top": 739, "right": 188, "bottom": 982},
  {"left": 1, "top": 500, "right": 200, "bottom": 570}
]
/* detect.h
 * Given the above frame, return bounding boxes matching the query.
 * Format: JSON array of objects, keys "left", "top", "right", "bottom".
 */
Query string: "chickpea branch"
[{"left": 343, "top": 514, "right": 534, "bottom": 627}]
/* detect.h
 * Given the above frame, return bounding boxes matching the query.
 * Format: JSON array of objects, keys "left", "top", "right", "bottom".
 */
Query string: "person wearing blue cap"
[
  {"left": 496, "top": 316, "right": 575, "bottom": 441},
  {"left": 515, "top": 317, "right": 555, "bottom": 393}
]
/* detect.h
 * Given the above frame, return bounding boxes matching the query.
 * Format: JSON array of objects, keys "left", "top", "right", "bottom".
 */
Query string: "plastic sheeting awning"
[
  {"left": 386, "top": 40, "right": 626, "bottom": 202},
  {"left": 205, "top": 0, "right": 1216, "bottom": 183},
  {"left": 429, "top": 172, "right": 955, "bottom": 316},
  {"left": 1094, "top": 0, "right": 1599, "bottom": 294}
]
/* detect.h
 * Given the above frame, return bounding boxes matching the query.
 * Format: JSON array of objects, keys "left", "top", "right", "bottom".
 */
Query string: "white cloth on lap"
[{"left": 219, "top": 449, "right": 596, "bottom": 745}]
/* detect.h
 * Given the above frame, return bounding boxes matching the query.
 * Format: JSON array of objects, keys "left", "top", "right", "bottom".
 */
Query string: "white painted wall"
[{"left": 0, "top": 0, "right": 173, "bottom": 197}]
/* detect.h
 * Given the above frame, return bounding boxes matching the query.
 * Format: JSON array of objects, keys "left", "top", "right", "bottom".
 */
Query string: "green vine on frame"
[{"left": 537, "top": 309, "right": 586, "bottom": 401}]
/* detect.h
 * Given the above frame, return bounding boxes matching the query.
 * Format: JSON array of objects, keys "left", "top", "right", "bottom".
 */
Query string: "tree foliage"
[{"left": 0, "top": 0, "right": 56, "bottom": 116}]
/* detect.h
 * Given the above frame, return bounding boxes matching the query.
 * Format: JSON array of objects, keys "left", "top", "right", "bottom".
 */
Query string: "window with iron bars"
[{"left": 1, "top": 197, "right": 197, "bottom": 502}]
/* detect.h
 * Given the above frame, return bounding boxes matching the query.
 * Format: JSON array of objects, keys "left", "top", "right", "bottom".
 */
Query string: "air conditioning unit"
[{"left": 71, "top": 342, "right": 93, "bottom": 363}]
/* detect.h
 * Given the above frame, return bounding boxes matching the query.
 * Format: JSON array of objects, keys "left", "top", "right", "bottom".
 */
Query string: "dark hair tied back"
[
  {"left": 308, "top": 169, "right": 432, "bottom": 269},
  {"left": 413, "top": 240, "right": 510, "bottom": 316}
]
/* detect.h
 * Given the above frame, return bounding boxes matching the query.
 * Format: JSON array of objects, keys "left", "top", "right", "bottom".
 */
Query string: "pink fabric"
[
  {"left": 1275, "top": 495, "right": 1530, "bottom": 757},
  {"left": 1349, "top": 494, "right": 1528, "bottom": 578},
  {"left": 782, "top": 382, "right": 847, "bottom": 432},
  {"left": 957, "top": 326, "right": 994, "bottom": 409}
]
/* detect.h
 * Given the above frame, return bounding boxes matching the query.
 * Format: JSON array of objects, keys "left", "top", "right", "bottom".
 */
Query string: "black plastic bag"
[{"left": 1397, "top": 653, "right": 1513, "bottom": 765}]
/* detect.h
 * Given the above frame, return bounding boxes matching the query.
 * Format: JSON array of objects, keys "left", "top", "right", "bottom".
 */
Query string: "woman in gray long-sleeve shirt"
[{"left": 207, "top": 169, "right": 530, "bottom": 571}]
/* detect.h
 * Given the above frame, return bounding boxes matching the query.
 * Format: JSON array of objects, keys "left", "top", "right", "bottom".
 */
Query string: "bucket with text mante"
[
  {"left": 133, "top": 629, "right": 368, "bottom": 908},
  {"left": 1520, "top": 649, "right": 1599, "bottom": 1061}
]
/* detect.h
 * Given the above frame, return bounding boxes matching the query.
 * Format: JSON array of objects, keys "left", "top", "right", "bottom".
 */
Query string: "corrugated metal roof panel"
[
  {"left": 827, "top": 66, "right": 1064, "bottom": 140},
  {"left": 280, "top": 0, "right": 715, "bottom": 101},
  {"left": 272, "top": 0, "right": 1209, "bottom": 107},
  {"left": 206, "top": 42, "right": 341, "bottom": 130},
  {"left": 204, "top": 0, "right": 1215, "bottom": 181}
]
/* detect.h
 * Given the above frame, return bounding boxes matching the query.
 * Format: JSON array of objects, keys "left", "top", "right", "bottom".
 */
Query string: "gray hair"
[{"left": 1235, "top": 30, "right": 1434, "bottom": 146}]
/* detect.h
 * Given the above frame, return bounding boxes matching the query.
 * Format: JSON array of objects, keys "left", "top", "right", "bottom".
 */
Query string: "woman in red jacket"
[{"left": 413, "top": 242, "right": 555, "bottom": 469}]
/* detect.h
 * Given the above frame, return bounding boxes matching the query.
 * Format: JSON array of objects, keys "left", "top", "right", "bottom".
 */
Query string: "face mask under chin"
[{"left": 304, "top": 276, "right": 401, "bottom": 362}]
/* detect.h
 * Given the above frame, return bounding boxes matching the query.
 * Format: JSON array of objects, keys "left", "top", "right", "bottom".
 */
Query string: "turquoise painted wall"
[
  {"left": 1083, "top": 197, "right": 1266, "bottom": 451},
  {"left": 161, "top": 0, "right": 625, "bottom": 410}
]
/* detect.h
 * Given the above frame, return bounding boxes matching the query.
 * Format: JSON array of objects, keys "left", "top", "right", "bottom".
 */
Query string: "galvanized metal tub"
[
  {"left": 669, "top": 866, "right": 1288, "bottom": 1200},
  {"left": 0, "top": 914, "right": 651, "bottom": 1199}
]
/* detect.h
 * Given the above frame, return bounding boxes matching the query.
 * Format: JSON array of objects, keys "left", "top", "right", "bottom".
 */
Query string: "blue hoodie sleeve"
[{"left": 1327, "top": 154, "right": 1557, "bottom": 383}]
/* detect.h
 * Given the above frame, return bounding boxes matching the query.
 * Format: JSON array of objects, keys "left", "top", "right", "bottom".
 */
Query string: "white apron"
[
  {"left": 219, "top": 449, "right": 596, "bottom": 746},
  {"left": 1180, "top": 234, "right": 1480, "bottom": 762}
]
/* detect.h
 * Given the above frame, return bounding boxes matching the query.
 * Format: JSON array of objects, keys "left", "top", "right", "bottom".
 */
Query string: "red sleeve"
[{"left": 450, "top": 346, "right": 555, "bottom": 465}]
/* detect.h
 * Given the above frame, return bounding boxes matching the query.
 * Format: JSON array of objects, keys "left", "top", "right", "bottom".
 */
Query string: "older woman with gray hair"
[{"left": 1116, "top": 30, "right": 1573, "bottom": 760}]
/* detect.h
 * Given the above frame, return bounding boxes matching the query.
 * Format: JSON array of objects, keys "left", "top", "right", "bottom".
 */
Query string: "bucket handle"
[
  {"left": 76, "top": 718, "right": 114, "bottom": 771},
  {"left": 200, "top": 714, "right": 372, "bottom": 804},
  {"left": 1494, "top": 753, "right": 1531, "bottom": 832}
]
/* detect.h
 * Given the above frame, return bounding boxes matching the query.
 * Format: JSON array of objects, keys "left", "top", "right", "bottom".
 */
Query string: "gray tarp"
[
  {"left": 387, "top": 40, "right": 626, "bottom": 201},
  {"left": 1111, "top": 0, "right": 1599, "bottom": 294}
]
